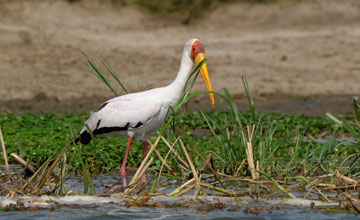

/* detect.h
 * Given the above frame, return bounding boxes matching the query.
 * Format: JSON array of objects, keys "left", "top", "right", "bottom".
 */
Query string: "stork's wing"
[
  {"left": 97, "top": 97, "right": 161, "bottom": 130},
  {"left": 77, "top": 90, "right": 164, "bottom": 144},
  {"left": 79, "top": 94, "right": 161, "bottom": 135}
]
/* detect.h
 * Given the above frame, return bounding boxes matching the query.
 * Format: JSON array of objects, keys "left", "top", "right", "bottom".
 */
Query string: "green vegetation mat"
[{"left": 1, "top": 111, "right": 358, "bottom": 176}]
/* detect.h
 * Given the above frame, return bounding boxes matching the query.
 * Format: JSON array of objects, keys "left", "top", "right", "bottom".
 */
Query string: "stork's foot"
[
  {"left": 121, "top": 167, "right": 127, "bottom": 187},
  {"left": 122, "top": 177, "right": 127, "bottom": 187},
  {"left": 120, "top": 136, "right": 133, "bottom": 187},
  {"left": 140, "top": 174, "right": 146, "bottom": 184}
]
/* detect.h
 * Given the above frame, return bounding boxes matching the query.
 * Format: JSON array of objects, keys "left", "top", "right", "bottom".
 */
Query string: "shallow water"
[
  {"left": 1, "top": 202, "right": 357, "bottom": 220},
  {"left": 1, "top": 169, "right": 358, "bottom": 220}
]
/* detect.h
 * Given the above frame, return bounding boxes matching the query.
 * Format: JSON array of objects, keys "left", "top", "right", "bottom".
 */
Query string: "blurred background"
[{"left": 0, "top": 0, "right": 359, "bottom": 115}]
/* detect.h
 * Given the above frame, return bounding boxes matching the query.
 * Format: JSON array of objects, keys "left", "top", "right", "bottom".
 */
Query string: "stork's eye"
[{"left": 193, "top": 47, "right": 196, "bottom": 52}]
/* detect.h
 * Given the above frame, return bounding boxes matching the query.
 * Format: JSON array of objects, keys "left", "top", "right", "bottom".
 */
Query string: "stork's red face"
[
  {"left": 190, "top": 40, "right": 215, "bottom": 108},
  {"left": 190, "top": 40, "right": 205, "bottom": 60}
]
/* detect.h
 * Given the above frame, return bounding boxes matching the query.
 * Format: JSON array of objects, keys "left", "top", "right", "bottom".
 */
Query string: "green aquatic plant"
[{"left": 326, "top": 97, "right": 360, "bottom": 140}]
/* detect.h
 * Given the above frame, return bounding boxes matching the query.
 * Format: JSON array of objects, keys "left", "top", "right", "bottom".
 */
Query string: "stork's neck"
[{"left": 168, "top": 53, "right": 194, "bottom": 100}]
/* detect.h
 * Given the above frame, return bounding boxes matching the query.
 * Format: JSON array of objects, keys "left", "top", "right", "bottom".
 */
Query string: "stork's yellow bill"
[{"left": 191, "top": 40, "right": 215, "bottom": 108}]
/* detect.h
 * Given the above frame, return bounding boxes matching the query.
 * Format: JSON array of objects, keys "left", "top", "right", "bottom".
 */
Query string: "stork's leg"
[
  {"left": 141, "top": 141, "right": 148, "bottom": 183},
  {"left": 121, "top": 136, "right": 132, "bottom": 187}
]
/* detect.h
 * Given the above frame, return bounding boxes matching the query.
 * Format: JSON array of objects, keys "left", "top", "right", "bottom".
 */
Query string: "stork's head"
[{"left": 186, "top": 38, "right": 215, "bottom": 108}]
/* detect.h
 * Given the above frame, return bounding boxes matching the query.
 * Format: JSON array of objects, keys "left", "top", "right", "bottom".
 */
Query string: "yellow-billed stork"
[{"left": 76, "top": 38, "right": 214, "bottom": 186}]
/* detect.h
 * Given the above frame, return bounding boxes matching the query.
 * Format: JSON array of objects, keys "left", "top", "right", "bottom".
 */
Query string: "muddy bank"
[
  {"left": 0, "top": 0, "right": 359, "bottom": 115},
  {"left": 0, "top": 93, "right": 355, "bottom": 117}
]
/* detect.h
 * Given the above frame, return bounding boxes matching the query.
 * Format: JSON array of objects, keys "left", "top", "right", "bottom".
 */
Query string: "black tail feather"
[{"left": 75, "top": 131, "right": 92, "bottom": 145}]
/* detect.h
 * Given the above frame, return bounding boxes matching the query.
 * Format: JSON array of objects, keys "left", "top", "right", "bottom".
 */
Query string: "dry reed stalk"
[
  {"left": 229, "top": 178, "right": 271, "bottom": 184},
  {"left": 137, "top": 157, "right": 154, "bottom": 182},
  {"left": 296, "top": 176, "right": 327, "bottom": 201},
  {"left": 0, "top": 127, "right": 9, "bottom": 173},
  {"left": 324, "top": 184, "right": 358, "bottom": 190},
  {"left": 135, "top": 157, "right": 154, "bottom": 182},
  {"left": 305, "top": 178, "right": 321, "bottom": 189},
  {"left": 21, "top": 155, "right": 53, "bottom": 191},
  {"left": 194, "top": 149, "right": 225, "bottom": 189},
  {"left": 128, "top": 136, "right": 161, "bottom": 187},
  {"left": 178, "top": 184, "right": 195, "bottom": 196},
  {"left": 125, "top": 157, "right": 154, "bottom": 194},
  {"left": 342, "top": 192, "right": 360, "bottom": 213},
  {"left": 10, "top": 153, "right": 36, "bottom": 173},
  {"left": 245, "top": 125, "right": 259, "bottom": 180},
  {"left": 104, "top": 178, "right": 123, "bottom": 194},
  {"left": 125, "top": 136, "right": 161, "bottom": 194},
  {"left": 161, "top": 136, "right": 190, "bottom": 170},
  {"left": 36, "top": 136, "right": 75, "bottom": 190},
  {"left": 317, "top": 183, "right": 336, "bottom": 187},
  {"left": 336, "top": 170, "right": 359, "bottom": 185},
  {"left": 179, "top": 138, "right": 200, "bottom": 196},
  {"left": 199, "top": 154, "right": 212, "bottom": 173},
  {"left": 199, "top": 182, "right": 236, "bottom": 196},
  {"left": 319, "top": 163, "right": 329, "bottom": 174},
  {"left": 234, "top": 158, "right": 247, "bottom": 177},
  {"left": 168, "top": 178, "right": 195, "bottom": 196},
  {"left": 156, "top": 136, "right": 180, "bottom": 190},
  {"left": 217, "top": 172, "right": 286, "bottom": 184},
  {"left": 153, "top": 149, "right": 173, "bottom": 172}
]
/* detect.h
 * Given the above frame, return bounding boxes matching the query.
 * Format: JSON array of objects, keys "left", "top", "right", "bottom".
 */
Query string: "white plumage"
[{"left": 76, "top": 38, "right": 214, "bottom": 186}]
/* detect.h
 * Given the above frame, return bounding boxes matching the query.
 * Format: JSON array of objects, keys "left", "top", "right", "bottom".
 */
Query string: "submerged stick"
[{"left": 0, "top": 127, "right": 9, "bottom": 173}]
